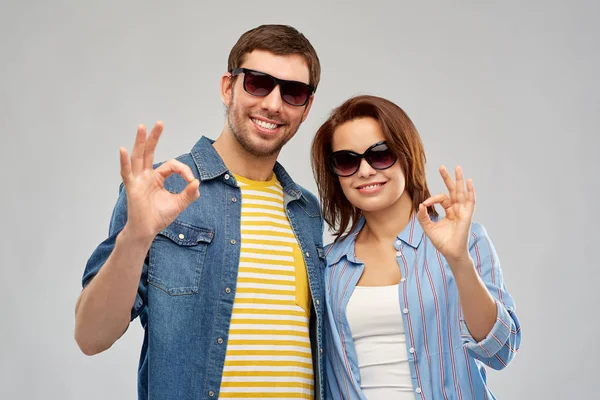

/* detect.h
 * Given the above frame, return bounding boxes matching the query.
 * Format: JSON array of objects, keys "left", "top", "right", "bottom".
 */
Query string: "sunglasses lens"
[
  {"left": 244, "top": 72, "right": 276, "bottom": 96},
  {"left": 365, "top": 144, "right": 396, "bottom": 169},
  {"left": 281, "top": 81, "right": 311, "bottom": 106},
  {"left": 330, "top": 152, "right": 360, "bottom": 176}
]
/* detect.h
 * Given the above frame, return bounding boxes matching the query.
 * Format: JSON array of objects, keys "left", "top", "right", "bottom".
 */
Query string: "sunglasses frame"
[
  {"left": 230, "top": 67, "right": 315, "bottom": 107},
  {"left": 328, "top": 141, "right": 398, "bottom": 177}
]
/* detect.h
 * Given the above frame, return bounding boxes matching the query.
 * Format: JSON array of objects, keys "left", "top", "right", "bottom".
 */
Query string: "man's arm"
[
  {"left": 74, "top": 122, "right": 200, "bottom": 355},
  {"left": 74, "top": 226, "right": 152, "bottom": 355}
]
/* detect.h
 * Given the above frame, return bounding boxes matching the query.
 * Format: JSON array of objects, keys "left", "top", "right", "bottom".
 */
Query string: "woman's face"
[{"left": 331, "top": 117, "right": 408, "bottom": 213}]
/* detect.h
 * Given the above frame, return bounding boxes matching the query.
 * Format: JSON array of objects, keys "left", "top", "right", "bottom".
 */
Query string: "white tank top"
[{"left": 346, "top": 284, "right": 416, "bottom": 400}]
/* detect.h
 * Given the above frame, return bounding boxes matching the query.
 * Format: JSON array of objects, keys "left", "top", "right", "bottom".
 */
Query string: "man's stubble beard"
[{"left": 226, "top": 89, "right": 302, "bottom": 158}]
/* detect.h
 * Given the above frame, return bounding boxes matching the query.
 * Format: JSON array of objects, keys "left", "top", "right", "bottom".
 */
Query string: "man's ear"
[{"left": 220, "top": 73, "right": 233, "bottom": 107}]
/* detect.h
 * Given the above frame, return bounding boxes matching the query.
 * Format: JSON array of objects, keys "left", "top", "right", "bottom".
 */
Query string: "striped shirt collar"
[{"left": 326, "top": 212, "right": 425, "bottom": 267}]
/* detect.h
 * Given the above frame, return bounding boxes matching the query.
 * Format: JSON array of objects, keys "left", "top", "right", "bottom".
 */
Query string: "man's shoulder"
[
  {"left": 152, "top": 152, "right": 196, "bottom": 169},
  {"left": 293, "top": 183, "right": 322, "bottom": 217},
  {"left": 297, "top": 183, "right": 319, "bottom": 205}
]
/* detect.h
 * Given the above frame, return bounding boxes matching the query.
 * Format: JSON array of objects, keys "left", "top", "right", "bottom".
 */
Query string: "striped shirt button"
[
  {"left": 415, "top": 387, "right": 422, "bottom": 394},
  {"left": 396, "top": 251, "right": 402, "bottom": 256},
  {"left": 395, "top": 240, "right": 401, "bottom": 247},
  {"left": 403, "top": 308, "right": 409, "bottom": 314},
  {"left": 400, "top": 277, "right": 406, "bottom": 282},
  {"left": 409, "top": 347, "right": 415, "bottom": 354}
]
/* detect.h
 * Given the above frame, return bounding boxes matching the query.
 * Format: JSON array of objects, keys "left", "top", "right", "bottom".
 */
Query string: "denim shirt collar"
[
  {"left": 191, "top": 136, "right": 229, "bottom": 181},
  {"left": 191, "top": 136, "right": 304, "bottom": 200},
  {"left": 326, "top": 212, "right": 425, "bottom": 267}
]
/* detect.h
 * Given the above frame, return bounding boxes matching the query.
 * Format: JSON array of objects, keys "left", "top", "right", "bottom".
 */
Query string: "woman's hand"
[{"left": 417, "top": 165, "right": 475, "bottom": 268}]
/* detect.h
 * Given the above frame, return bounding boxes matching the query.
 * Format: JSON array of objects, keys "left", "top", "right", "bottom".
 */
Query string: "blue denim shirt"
[
  {"left": 323, "top": 214, "right": 521, "bottom": 400},
  {"left": 82, "top": 136, "right": 327, "bottom": 400}
]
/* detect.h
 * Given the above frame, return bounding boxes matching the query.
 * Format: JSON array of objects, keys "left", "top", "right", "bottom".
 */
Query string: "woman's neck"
[{"left": 358, "top": 192, "right": 414, "bottom": 245}]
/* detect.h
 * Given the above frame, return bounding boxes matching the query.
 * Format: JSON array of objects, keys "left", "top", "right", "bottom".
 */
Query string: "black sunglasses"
[
  {"left": 230, "top": 68, "right": 314, "bottom": 107},
  {"left": 329, "top": 141, "right": 398, "bottom": 177}
]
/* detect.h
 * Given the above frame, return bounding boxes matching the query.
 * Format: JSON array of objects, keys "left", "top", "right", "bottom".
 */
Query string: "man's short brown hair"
[{"left": 228, "top": 24, "right": 321, "bottom": 91}]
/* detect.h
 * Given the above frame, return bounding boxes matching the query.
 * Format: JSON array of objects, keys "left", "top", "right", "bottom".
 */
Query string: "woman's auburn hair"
[{"left": 311, "top": 95, "right": 438, "bottom": 239}]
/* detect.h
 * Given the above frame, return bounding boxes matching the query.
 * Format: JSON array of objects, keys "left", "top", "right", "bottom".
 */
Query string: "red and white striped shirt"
[{"left": 323, "top": 213, "right": 521, "bottom": 400}]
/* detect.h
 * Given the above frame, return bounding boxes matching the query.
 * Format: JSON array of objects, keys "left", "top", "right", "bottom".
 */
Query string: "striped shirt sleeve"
[{"left": 460, "top": 223, "right": 522, "bottom": 370}]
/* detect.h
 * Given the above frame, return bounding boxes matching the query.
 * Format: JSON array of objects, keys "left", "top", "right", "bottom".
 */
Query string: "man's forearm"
[{"left": 74, "top": 226, "right": 152, "bottom": 355}]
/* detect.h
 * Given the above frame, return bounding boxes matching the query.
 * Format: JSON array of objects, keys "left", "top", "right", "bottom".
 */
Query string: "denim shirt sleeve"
[
  {"left": 460, "top": 223, "right": 521, "bottom": 370},
  {"left": 81, "top": 183, "right": 147, "bottom": 321}
]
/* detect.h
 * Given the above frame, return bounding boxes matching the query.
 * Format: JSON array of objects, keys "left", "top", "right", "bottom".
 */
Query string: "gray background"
[{"left": 1, "top": 0, "right": 598, "bottom": 399}]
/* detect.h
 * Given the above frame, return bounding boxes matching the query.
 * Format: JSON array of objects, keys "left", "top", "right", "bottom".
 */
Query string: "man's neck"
[{"left": 212, "top": 130, "right": 279, "bottom": 182}]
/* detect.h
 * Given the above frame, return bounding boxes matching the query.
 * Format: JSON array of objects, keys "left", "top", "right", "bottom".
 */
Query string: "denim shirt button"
[
  {"left": 87, "top": 138, "right": 328, "bottom": 397},
  {"left": 305, "top": 251, "right": 310, "bottom": 257},
  {"left": 316, "top": 300, "right": 320, "bottom": 305},
  {"left": 225, "top": 287, "right": 231, "bottom": 294},
  {"left": 231, "top": 197, "right": 237, "bottom": 202},
  {"left": 208, "top": 390, "right": 215, "bottom": 397},
  {"left": 178, "top": 233, "right": 185, "bottom": 239}
]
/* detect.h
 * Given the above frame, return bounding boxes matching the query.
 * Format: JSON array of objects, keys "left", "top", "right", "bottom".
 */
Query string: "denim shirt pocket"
[{"left": 148, "top": 220, "right": 214, "bottom": 295}]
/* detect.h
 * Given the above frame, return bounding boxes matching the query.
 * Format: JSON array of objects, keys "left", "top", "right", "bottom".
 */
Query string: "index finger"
[{"left": 155, "top": 159, "right": 196, "bottom": 183}]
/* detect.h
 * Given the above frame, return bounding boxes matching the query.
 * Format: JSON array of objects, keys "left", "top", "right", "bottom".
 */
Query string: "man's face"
[{"left": 222, "top": 50, "right": 314, "bottom": 158}]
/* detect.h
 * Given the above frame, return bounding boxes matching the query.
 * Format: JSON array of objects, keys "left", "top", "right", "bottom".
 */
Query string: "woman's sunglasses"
[
  {"left": 230, "top": 68, "right": 314, "bottom": 107},
  {"left": 329, "top": 141, "right": 398, "bottom": 177}
]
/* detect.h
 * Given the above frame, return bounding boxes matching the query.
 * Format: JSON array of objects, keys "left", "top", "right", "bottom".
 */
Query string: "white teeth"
[
  {"left": 252, "top": 118, "right": 278, "bottom": 130},
  {"left": 360, "top": 183, "right": 383, "bottom": 190}
]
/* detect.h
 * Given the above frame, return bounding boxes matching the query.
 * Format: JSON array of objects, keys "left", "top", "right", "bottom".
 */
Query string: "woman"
[{"left": 311, "top": 95, "right": 521, "bottom": 399}]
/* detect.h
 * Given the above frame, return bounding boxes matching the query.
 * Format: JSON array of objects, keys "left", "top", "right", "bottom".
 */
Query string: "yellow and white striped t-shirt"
[{"left": 219, "top": 174, "right": 314, "bottom": 399}]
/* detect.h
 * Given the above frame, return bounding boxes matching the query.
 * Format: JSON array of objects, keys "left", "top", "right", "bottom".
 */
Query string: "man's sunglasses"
[
  {"left": 230, "top": 68, "right": 314, "bottom": 107},
  {"left": 329, "top": 141, "right": 398, "bottom": 177}
]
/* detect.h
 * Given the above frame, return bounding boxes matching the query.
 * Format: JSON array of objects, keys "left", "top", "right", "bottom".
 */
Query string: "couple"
[{"left": 75, "top": 24, "right": 521, "bottom": 400}]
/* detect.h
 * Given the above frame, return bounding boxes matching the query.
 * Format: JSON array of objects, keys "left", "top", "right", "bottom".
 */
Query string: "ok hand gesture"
[
  {"left": 119, "top": 122, "right": 200, "bottom": 241},
  {"left": 417, "top": 166, "right": 475, "bottom": 266}
]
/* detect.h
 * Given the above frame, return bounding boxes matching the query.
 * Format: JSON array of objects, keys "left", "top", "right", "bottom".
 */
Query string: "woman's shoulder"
[{"left": 323, "top": 234, "right": 356, "bottom": 265}]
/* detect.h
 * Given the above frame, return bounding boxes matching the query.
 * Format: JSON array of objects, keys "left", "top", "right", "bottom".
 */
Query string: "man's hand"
[{"left": 119, "top": 121, "right": 200, "bottom": 241}]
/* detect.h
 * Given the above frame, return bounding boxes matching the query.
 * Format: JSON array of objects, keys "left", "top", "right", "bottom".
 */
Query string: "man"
[{"left": 75, "top": 24, "right": 326, "bottom": 400}]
